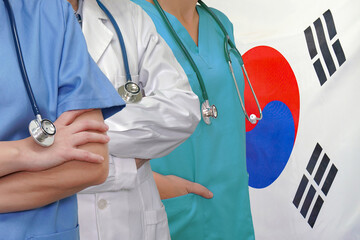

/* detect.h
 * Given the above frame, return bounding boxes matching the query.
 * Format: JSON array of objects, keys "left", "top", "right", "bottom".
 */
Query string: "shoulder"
[
  {"left": 19, "top": 0, "right": 71, "bottom": 15},
  {"left": 207, "top": 7, "right": 233, "bottom": 31},
  {"left": 128, "top": 0, "right": 153, "bottom": 21},
  {"left": 9, "top": 0, "right": 76, "bottom": 39},
  {"left": 98, "top": 0, "right": 150, "bottom": 24},
  {"left": 126, "top": 0, "right": 160, "bottom": 33},
  {"left": 17, "top": 0, "right": 73, "bottom": 28},
  {"left": 131, "top": 0, "right": 160, "bottom": 20},
  {"left": 100, "top": 0, "right": 144, "bottom": 14},
  {"left": 200, "top": 6, "right": 234, "bottom": 40}
]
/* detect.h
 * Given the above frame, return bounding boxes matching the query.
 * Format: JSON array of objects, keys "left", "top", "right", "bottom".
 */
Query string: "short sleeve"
[{"left": 57, "top": 1, "right": 125, "bottom": 119}]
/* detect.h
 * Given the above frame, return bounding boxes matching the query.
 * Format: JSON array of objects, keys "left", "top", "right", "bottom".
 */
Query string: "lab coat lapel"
[{"left": 82, "top": 0, "right": 113, "bottom": 63}]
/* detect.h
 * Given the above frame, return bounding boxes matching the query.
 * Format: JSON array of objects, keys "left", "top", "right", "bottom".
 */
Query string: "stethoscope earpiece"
[
  {"left": 29, "top": 115, "right": 56, "bottom": 147},
  {"left": 249, "top": 114, "right": 257, "bottom": 124},
  {"left": 118, "top": 82, "right": 142, "bottom": 103}
]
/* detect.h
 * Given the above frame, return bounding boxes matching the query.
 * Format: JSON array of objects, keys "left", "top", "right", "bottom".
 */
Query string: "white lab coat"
[{"left": 77, "top": 0, "right": 200, "bottom": 239}]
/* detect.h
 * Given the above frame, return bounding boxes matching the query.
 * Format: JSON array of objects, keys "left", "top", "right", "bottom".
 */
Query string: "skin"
[
  {"left": 147, "top": 0, "right": 213, "bottom": 200},
  {"left": 0, "top": 109, "right": 109, "bottom": 177},
  {"left": 0, "top": 109, "right": 111, "bottom": 213},
  {"left": 68, "top": 0, "right": 79, "bottom": 11},
  {"left": 153, "top": 172, "right": 213, "bottom": 200},
  {"left": 148, "top": 0, "right": 199, "bottom": 45}
]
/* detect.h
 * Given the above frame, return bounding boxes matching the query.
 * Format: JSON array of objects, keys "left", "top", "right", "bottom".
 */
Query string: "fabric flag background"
[{"left": 206, "top": 0, "right": 360, "bottom": 239}]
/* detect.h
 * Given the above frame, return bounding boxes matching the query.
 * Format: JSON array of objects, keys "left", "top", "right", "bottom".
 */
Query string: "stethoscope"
[
  {"left": 3, "top": 0, "right": 56, "bottom": 147},
  {"left": 96, "top": 0, "right": 142, "bottom": 103},
  {"left": 153, "top": 0, "right": 262, "bottom": 125}
]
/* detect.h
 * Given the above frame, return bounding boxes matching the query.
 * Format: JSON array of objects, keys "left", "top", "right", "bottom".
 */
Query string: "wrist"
[
  {"left": 14, "top": 138, "right": 39, "bottom": 172},
  {"left": 0, "top": 141, "right": 25, "bottom": 175}
]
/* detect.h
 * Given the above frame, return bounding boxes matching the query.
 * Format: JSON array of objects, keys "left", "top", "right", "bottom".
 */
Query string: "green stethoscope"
[{"left": 153, "top": 0, "right": 262, "bottom": 125}]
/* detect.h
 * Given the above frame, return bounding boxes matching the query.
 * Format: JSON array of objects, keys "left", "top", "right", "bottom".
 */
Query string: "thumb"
[{"left": 187, "top": 182, "right": 213, "bottom": 199}]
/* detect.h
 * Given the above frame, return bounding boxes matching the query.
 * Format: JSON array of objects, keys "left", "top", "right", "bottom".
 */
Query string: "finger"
[
  {"left": 56, "top": 109, "right": 93, "bottom": 126},
  {"left": 187, "top": 182, "right": 213, "bottom": 199},
  {"left": 72, "top": 132, "right": 110, "bottom": 146},
  {"left": 64, "top": 149, "right": 105, "bottom": 163},
  {"left": 69, "top": 119, "right": 109, "bottom": 133}
]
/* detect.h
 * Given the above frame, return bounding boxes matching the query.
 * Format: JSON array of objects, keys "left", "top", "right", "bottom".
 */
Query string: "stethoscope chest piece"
[
  {"left": 201, "top": 100, "right": 218, "bottom": 125},
  {"left": 29, "top": 115, "right": 56, "bottom": 147},
  {"left": 118, "top": 82, "right": 142, "bottom": 103}
]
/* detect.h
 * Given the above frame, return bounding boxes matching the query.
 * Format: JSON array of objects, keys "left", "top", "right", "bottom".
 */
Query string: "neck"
[
  {"left": 147, "top": 0, "right": 199, "bottom": 45},
  {"left": 148, "top": 0, "right": 198, "bottom": 24},
  {"left": 67, "top": 0, "right": 79, "bottom": 11}
]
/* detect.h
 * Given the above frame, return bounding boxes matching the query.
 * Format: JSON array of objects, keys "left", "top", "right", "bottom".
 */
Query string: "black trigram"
[
  {"left": 293, "top": 143, "right": 338, "bottom": 228},
  {"left": 304, "top": 10, "right": 346, "bottom": 85}
]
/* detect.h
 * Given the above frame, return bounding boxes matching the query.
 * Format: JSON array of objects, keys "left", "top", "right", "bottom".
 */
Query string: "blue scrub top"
[
  {"left": 132, "top": 1, "right": 255, "bottom": 239},
  {"left": 0, "top": 0, "right": 125, "bottom": 239}
]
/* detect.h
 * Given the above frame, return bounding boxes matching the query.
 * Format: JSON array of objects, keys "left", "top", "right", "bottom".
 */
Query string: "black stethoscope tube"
[
  {"left": 3, "top": 0, "right": 41, "bottom": 117},
  {"left": 96, "top": 0, "right": 132, "bottom": 82},
  {"left": 3, "top": 0, "right": 56, "bottom": 147},
  {"left": 96, "top": 0, "right": 143, "bottom": 103}
]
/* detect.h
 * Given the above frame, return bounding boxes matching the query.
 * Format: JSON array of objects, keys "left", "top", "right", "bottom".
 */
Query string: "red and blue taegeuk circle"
[{"left": 243, "top": 46, "right": 300, "bottom": 188}]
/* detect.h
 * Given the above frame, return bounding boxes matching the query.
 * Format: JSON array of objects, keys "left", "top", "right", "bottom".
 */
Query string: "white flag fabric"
[{"left": 206, "top": 0, "right": 360, "bottom": 239}]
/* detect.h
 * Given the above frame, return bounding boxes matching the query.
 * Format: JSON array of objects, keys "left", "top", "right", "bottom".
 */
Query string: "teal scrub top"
[
  {"left": 132, "top": 1, "right": 255, "bottom": 239},
  {"left": 0, "top": 0, "right": 125, "bottom": 239}
]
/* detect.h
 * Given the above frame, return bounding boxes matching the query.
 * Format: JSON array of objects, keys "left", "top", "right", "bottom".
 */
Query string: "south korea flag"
[{"left": 207, "top": 0, "right": 360, "bottom": 239}]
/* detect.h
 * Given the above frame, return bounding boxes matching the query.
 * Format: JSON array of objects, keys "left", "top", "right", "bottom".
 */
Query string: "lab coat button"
[
  {"left": 151, "top": 35, "right": 158, "bottom": 42},
  {"left": 97, "top": 199, "right": 108, "bottom": 210}
]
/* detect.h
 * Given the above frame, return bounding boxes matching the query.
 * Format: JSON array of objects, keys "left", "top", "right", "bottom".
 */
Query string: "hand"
[
  {"left": 153, "top": 172, "right": 213, "bottom": 200},
  {"left": 21, "top": 109, "right": 110, "bottom": 172},
  {"left": 135, "top": 158, "right": 150, "bottom": 169}
]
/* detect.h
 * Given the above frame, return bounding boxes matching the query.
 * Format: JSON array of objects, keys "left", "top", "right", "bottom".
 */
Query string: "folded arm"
[
  {"left": 0, "top": 109, "right": 110, "bottom": 213},
  {"left": 105, "top": 5, "right": 200, "bottom": 160},
  {"left": 80, "top": 5, "right": 201, "bottom": 194}
]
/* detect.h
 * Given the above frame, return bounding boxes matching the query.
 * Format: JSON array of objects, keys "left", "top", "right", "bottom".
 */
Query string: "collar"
[{"left": 74, "top": 0, "right": 84, "bottom": 24}]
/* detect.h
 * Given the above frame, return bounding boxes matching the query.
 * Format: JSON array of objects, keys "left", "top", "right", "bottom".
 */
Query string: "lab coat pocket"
[
  {"left": 26, "top": 225, "right": 79, "bottom": 240},
  {"left": 144, "top": 204, "right": 171, "bottom": 240}
]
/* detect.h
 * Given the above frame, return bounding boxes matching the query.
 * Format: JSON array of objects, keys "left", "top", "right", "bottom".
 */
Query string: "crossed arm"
[{"left": 0, "top": 109, "right": 110, "bottom": 213}]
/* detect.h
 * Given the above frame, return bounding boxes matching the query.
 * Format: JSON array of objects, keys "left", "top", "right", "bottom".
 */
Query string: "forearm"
[
  {"left": 0, "top": 141, "right": 23, "bottom": 177},
  {"left": 105, "top": 54, "right": 200, "bottom": 160},
  {"left": 105, "top": 7, "right": 200, "bottom": 160},
  {"left": 107, "top": 92, "right": 199, "bottom": 159},
  {"left": 0, "top": 110, "right": 109, "bottom": 213},
  {"left": 80, "top": 155, "right": 138, "bottom": 194},
  {"left": 0, "top": 158, "right": 108, "bottom": 213},
  {"left": 153, "top": 171, "right": 174, "bottom": 200}
]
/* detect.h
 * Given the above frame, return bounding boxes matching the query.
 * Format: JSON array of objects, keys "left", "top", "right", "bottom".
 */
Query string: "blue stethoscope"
[
  {"left": 96, "top": 0, "right": 143, "bottom": 103},
  {"left": 153, "top": 0, "right": 263, "bottom": 125},
  {"left": 3, "top": 0, "right": 56, "bottom": 147}
]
